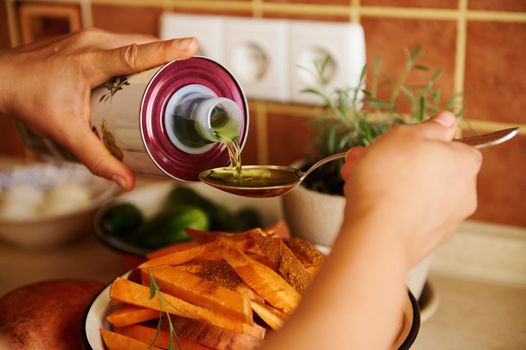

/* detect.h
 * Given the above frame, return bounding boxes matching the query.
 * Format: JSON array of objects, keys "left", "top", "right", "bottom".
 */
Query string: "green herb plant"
[
  {"left": 148, "top": 270, "right": 184, "bottom": 350},
  {"left": 300, "top": 47, "right": 464, "bottom": 195}
]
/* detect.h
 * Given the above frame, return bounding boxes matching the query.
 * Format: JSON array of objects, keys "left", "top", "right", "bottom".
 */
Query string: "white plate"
[{"left": 83, "top": 270, "right": 419, "bottom": 350}]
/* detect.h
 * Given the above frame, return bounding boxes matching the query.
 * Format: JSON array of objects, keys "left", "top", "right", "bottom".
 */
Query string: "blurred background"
[{"left": 0, "top": 0, "right": 525, "bottom": 230}]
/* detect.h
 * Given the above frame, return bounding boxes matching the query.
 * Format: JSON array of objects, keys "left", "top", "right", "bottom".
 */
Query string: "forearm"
[
  {"left": 0, "top": 50, "right": 17, "bottom": 115},
  {"left": 261, "top": 208, "right": 409, "bottom": 350}
]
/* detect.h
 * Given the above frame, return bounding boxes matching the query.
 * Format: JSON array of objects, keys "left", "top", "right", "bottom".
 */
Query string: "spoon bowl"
[{"left": 199, "top": 127, "right": 519, "bottom": 198}]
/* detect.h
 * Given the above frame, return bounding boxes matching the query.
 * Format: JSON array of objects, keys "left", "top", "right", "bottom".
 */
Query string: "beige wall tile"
[{"left": 464, "top": 21, "right": 526, "bottom": 124}]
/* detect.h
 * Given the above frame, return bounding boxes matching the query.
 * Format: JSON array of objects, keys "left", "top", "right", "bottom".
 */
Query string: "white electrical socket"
[
  {"left": 224, "top": 18, "right": 289, "bottom": 102},
  {"left": 289, "top": 20, "right": 366, "bottom": 105},
  {"left": 160, "top": 13, "right": 366, "bottom": 105},
  {"left": 160, "top": 13, "right": 225, "bottom": 62}
]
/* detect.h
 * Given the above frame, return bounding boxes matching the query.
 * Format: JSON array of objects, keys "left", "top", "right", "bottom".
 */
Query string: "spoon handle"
[
  {"left": 301, "top": 127, "right": 519, "bottom": 179},
  {"left": 459, "top": 127, "right": 519, "bottom": 149}
]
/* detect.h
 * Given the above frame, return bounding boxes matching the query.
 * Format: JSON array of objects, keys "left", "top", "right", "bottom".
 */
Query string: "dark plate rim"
[{"left": 82, "top": 283, "right": 420, "bottom": 350}]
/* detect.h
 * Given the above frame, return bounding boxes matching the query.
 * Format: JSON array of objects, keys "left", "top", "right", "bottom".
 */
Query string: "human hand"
[
  {"left": 340, "top": 112, "right": 482, "bottom": 266},
  {"left": 0, "top": 29, "right": 199, "bottom": 190}
]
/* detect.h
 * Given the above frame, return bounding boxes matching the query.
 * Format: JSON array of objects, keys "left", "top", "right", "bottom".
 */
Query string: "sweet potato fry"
[
  {"left": 170, "top": 316, "right": 264, "bottom": 350},
  {"left": 142, "top": 267, "right": 253, "bottom": 325},
  {"left": 100, "top": 328, "right": 162, "bottom": 350},
  {"left": 115, "top": 324, "right": 213, "bottom": 350},
  {"left": 263, "top": 220, "right": 291, "bottom": 239},
  {"left": 147, "top": 241, "right": 200, "bottom": 259},
  {"left": 110, "top": 277, "right": 253, "bottom": 334},
  {"left": 284, "top": 238, "right": 325, "bottom": 267},
  {"left": 250, "top": 232, "right": 312, "bottom": 294},
  {"left": 184, "top": 228, "right": 260, "bottom": 251},
  {"left": 251, "top": 301, "right": 287, "bottom": 330},
  {"left": 216, "top": 237, "right": 301, "bottom": 314},
  {"left": 139, "top": 241, "right": 223, "bottom": 269},
  {"left": 175, "top": 261, "right": 264, "bottom": 303},
  {"left": 106, "top": 304, "right": 158, "bottom": 327}
]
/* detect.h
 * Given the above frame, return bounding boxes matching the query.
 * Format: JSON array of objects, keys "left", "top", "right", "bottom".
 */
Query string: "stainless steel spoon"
[{"left": 199, "top": 127, "right": 519, "bottom": 198}]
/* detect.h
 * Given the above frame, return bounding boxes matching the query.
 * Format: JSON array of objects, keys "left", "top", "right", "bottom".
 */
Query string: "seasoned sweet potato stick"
[
  {"left": 250, "top": 232, "right": 313, "bottom": 294},
  {"left": 106, "top": 304, "right": 158, "bottom": 327},
  {"left": 139, "top": 241, "right": 223, "bottom": 269},
  {"left": 110, "top": 277, "right": 254, "bottom": 334},
  {"left": 251, "top": 301, "right": 287, "bottom": 330},
  {"left": 100, "top": 328, "right": 163, "bottom": 350},
  {"left": 115, "top": 324, "right": 213, "bottom": 350},
  {"left": 147, "top": 241, "right": 200, "bottom": 260},
  {"left": 169, "top": 316, "right": 264, "bottom": 350},
  {"left": 142, "top": 267, "right": 253, "bottom": 325},
  {"left": 175, "top": 261, "right": 264, "bottom": 303},
  {"left": 216, "top": 237, "right": 301, "bottom": 314},
  {"left": 284, "top": 237, "right": 325, "bottom": 268},
  {"left": 263, "top": 220, "right": 291, "bottom": 239}
]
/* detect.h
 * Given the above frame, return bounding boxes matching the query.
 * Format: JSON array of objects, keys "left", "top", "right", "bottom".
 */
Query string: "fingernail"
[
  {"left": 433, "top": 112, "right": 455, "bottom": 127},
  {"left": 175, "top": 38, "right": 195, "bottom": 51},
  {"left": 111, "top": 175, "right": 127, "bottom": 190}
]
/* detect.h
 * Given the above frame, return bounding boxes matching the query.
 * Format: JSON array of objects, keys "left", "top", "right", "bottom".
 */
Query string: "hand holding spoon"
[{"left": 199, "top": 128, "right": 519, "bottom": 198}]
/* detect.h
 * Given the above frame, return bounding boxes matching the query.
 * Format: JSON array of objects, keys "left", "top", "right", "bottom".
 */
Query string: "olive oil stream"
[{"left": 202, "top": 106, "right": 301, "bottom": 196}]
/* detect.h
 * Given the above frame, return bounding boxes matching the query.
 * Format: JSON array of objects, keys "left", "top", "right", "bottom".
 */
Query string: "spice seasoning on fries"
[{"left": 100, "top": 221, "right": 325, "bottom": 350}]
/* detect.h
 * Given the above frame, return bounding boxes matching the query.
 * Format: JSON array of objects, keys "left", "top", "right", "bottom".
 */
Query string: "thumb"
[
  {"left": 340, "top": 146, "right": 365, "bottom": 181},
  {"left": 86, "top": 37, "right": 199, "bottom": 85},
  {"left": 417, "top": 111, "right": 457, "bottom": 142}
]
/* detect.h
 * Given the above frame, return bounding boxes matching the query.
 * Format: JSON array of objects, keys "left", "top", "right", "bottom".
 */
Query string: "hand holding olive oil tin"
[{"left": 18, "top": 57, "right": 249, "bottom": 182}]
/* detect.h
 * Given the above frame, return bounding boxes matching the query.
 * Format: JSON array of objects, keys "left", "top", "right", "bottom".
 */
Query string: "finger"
[
  {"left": 416, "top": 111, "right": 457, "bottom": 142},
  {"left": 85, "top": 37, "right": 199, "bottom": 84},
  {"left": 59, "top": 124, "right": 135, "bottom": 191},
  {"left": 340, "top": 146, "right": 365, "bottom": 180},
  {"left": 78, "top": 30, "right": 159, "bottom": 50}
]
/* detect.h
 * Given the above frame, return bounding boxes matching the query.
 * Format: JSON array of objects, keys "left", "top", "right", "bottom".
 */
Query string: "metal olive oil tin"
[{"left": 19, "top": 57, "right": 249, "bottom": 182}]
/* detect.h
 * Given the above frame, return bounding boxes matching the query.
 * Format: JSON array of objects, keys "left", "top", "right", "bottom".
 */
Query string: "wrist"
[{"left": 340, "top": 201, "right": 413, "bottom": 273}]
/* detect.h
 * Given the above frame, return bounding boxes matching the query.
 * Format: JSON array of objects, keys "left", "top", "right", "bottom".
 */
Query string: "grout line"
[
  {"left": 467, "top": 10, "right": 526, "bottom": 22},
  {"left": 454, "top": 0, "right": 468, "bottom": 111},
  {"left": 350, "top": 0, "right": 360, "bottom": 24},
  {"left": 255, "top": 102, "right": 269, "bottom": 164},
  {"left": 261, "top": 3, "right": 349, "bottom": 16},
  {"left": 91, "top": 0, "right": 164, "bottom": 6},
  {"left": 265, "top": 102, "right": 324, "bottom": 118},
  {"left": 5, "top": 0, "right": 20, "bottom": 47},
  {"left": 252, "top": 0, "right": 263, "bottom": 18},
  {"left": 80, "top": 0, "right": 93, "bottom": 27},
  {"left": 89, "top": 0, "right": 526, "bottom": 23}
]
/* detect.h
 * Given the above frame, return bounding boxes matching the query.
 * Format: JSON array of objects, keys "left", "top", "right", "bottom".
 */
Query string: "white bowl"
[
  {"left": 94, "top": 181, "right": 283, "bottom": 256},
  {"left": 0, "top": 163, "right": 119, "bottom": 249}
]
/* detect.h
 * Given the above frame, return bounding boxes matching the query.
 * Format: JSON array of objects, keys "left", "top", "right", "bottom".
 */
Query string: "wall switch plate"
[
  {"left": 289, "top": 21, "right": 366, "bottom": 105},
  {"left": 224, "top": 18, "right": 289, "bottom": 101},
  {"left": 160, "top": 13, "right": 225, "bottom": 62}
]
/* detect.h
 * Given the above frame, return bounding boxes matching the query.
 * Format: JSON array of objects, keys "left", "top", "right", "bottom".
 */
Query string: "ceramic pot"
[{"left": 281, "top": 183, "right": 432, "bottom": 299}]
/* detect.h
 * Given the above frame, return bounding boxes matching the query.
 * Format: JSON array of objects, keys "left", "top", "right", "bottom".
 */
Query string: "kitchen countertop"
[
  {"left": 1, "top": 158, "right": 525, "bottom": 349},
  {"left": 2, "top": 222, "right": 525, "bottom": 349},
  {"left": 413, "top": 273, "right": 526, "bottom": 350}
]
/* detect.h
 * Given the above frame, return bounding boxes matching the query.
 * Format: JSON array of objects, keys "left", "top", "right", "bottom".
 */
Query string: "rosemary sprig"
[{"left": 148, "top": 271, "right": 182, "bottom": 350}]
